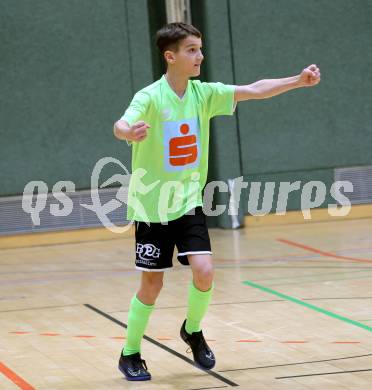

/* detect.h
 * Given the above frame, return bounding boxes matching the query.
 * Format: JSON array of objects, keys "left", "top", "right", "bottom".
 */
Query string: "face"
[{"left": 165, "top": 35, "right": 204, "bottom": 77}]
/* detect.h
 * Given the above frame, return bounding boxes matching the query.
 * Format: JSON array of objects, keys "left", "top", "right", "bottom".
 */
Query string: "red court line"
[
  {"left": 277, "top": 238, "right": 372, "bottom": 264},
  {"left": 6, "top": 331, "right": 365, "bottom": 345},
  {"left": 9, "top": 332, "right": 30, "bottom": 335},
  {"left": 0, "top": 362, "right": 36, "bottom": 390}
]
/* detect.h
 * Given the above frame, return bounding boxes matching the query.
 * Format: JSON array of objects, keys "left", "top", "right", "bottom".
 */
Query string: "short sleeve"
[
  {"left": 120, "top": 91, "right": 150, "bottom": 126},
  {"left": 203, "top": 82, "right": 236, "bottom": 118}
]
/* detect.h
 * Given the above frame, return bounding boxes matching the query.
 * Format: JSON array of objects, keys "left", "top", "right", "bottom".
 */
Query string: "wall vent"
[
  {"left": 334, "top": 165, "right": 372, "bottom": 205},
  {"left": 0, "top": 187, "right": 128, "bottom": 236}
]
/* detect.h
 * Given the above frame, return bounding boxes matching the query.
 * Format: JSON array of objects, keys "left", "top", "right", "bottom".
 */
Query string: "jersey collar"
[{"left": 161, "top": 74, "right": 190, "bottom": 103}]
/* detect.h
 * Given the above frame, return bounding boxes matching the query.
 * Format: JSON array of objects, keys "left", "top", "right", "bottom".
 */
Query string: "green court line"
[{"left": 243, "top": 280, "right": 372, "bottom": 332}]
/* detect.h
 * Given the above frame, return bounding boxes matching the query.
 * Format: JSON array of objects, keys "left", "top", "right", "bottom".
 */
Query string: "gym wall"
[
  {"left": 0, "top": 0, "right": 153, "bottom": 197},
  {"left": 193, "top": 0, "right": 372, "bottom": 226},
  {"left": 1, "top": 0, "right": 371, "bottom": 232}
]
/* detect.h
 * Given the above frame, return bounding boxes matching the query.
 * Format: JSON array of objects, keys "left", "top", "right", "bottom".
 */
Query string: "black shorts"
[{"left": 134, "top": 207, "right": 212, "bottom": 271}]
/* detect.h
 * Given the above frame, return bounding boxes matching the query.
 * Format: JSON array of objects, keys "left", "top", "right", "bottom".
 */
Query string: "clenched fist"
[
  {"left": 114, "top": 120, "right": 150, "bottom": 142},
  {"left": 298, "top": 64, "right": 321, "bottom": 87},
  {"left": 127, "top": 121, "right": 150, "bottom": 142}
]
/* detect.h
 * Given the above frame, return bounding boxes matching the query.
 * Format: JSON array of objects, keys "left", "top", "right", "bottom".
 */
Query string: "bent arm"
[
  {"left": 113, "top": 120, "right": 150, "bottom": 142},
  {"left": 113, "top": 120, "right": 131, "bottom": 141}
]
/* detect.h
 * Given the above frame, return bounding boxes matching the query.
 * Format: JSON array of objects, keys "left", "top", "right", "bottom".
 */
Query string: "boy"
[{"left": 113, "top": 22, "right": 320, "bottom": 381}]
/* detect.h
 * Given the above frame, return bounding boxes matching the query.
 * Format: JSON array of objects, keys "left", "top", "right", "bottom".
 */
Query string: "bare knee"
[
  {"left": 193, "top": 263, "right": 214, "bottom": 291},
  {"left": 137, "top": 272, "right": 164, "bottom": 304}
]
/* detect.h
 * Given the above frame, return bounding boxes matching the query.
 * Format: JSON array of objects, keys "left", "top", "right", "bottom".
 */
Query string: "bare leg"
[
  {"left": 137, "top": 271, "right": 164, "bottom": 305},
  {"left": 188, "top": 254, "right": 214, "bottom": 291}
]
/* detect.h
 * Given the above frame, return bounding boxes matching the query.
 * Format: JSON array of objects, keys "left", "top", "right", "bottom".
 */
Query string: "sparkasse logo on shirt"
[{"left": 163, "top": 118, "right": 200, "bottom": 172}]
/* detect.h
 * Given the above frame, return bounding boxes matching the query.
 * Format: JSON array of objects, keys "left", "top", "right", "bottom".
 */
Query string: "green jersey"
[{"left": 121, "top": 75, "right": 235, "bottom": 222}]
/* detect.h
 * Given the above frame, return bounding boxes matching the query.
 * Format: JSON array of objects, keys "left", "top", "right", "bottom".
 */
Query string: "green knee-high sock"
[
  {"left": 185, "top": 281, "right": 213, "bottom": 334},
  {"left": 123, "top": 295, "right": 154, "bottom": 356}
]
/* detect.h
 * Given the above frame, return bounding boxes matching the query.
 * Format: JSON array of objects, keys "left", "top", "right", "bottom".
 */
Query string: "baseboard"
[
  {"left": 0, "top": 225, "right": 134, "bottom": 250},
  {"left": 245, "top": 204, "right": 372, "bottom": 227}
]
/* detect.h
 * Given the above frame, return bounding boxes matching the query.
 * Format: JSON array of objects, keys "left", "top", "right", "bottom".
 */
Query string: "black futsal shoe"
[
  {"left": 118, "top": 352, "right": 151, "bottom": 381},
  {"left": 180, "top": 319, "right": 216, "bottom": 370}
]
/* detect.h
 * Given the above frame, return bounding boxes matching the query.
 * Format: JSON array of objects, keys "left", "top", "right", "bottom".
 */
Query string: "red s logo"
[{"left": 169, "top": 124, "right": 198, "bottom": 166}]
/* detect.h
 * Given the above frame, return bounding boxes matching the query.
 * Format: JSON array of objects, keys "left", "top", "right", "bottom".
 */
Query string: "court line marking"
[
  {"left": 0, "top": 270, "right": 141, "bottom": 287},
  {"left": 109, "top": 296, "right": 372, "bottom": 314},
  {"left": 252, "top": 268, "right": 372, "bottom": 283},
  {"left": 219, "top": 353, "right": 372, "bottom": 372},
  {"left": 0, "top": 295, "right": 26, "bottom": 300},
  {"left": 0, "top": 267, "right": 135, "bottom": 275},
  {"left": 268, "top": 273, "right": 372, "bottom": 287},
  {"left": 6, "top": 266, "right": 372, "bottom": 289},
  {"left": 0, "top": 361, "right": 36, "bottom": 390},
  {"left": 0, "top": 236, "right": 131, "bottom": 251},
  {"left": 0, "top": 303, "right": 82, "bottom": 313},
  {"left": 6, "top": 330, "right": 364, "bottom": 345},
  {"left": 220, "top": 266, "right": 372, "bottom": 269},
  {"left": 5, "top": 264, "right": 372, "bottom": 278},
  {"left": 188, "top": 386, "right": 228, "bottom": 390},
  {"left": 277, "top": 238, "right": 372, "bottom": 263},
  {"left": 276, "top": 367, "right": 372, "bottom": 379},
  {"left": 242, "top": 280, "right": 372, "bottom": 332},
  {"left": 6, "top": 264, "right": 372, "bottom": 280},
  {"left": 84, "top": 304, "right": 239, "bottom": 387}
]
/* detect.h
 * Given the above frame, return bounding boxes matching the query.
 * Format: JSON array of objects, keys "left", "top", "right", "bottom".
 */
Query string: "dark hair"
[{"left": 156, "top": 22, "right": 202, "bottom": 55}]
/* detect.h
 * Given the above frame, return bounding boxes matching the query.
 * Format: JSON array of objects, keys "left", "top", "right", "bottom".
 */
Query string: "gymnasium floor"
[{"left": 1, "top": 217, "right": 372, "bottom": 389}]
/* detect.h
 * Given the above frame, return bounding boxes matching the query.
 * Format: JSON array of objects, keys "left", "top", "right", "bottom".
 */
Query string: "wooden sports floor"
[{"left": 1, "top": 217, "right": 372, "bottom": 389}]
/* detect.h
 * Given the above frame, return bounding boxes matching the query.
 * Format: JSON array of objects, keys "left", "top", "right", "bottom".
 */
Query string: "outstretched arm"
[{"left": 234, "top": 64, "right": 321, "bottom": 102}]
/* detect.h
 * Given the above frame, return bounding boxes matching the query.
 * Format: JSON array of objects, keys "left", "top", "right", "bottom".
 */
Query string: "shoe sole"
[{"left": 118, "top": 363, "right": 151, "bottom": 381}]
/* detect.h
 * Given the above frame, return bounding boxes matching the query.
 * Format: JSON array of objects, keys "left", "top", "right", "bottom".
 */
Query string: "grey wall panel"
[
  {"left": 229, "top": 0, "right": 372, "bottom": 176},
  {"left": 0, "top": 0, "right": 153, "bottom": 197},
  {"left": 242, "top": 168, "right": 335, "bottom": 214}
]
